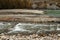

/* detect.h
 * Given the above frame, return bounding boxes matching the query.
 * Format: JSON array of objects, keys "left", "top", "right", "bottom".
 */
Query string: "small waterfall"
[{"left": 8, "top": 23, "right": 30, "bottom": 33}]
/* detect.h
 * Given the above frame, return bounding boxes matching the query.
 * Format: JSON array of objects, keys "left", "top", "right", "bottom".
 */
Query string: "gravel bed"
[{"left": 0, "top": 33, "right": 59, "bottom": 40}]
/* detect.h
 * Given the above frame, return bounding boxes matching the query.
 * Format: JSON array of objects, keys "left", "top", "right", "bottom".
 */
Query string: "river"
[
  {"left": 0, "top": 22, "right": 60, "bottom": 34},
  {"left": 0, "top": 10, "right": 60, "bottom": 34}
]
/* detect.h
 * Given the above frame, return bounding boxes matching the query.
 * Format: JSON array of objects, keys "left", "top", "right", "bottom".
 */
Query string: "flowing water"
[
  {"left": 0, "top": 10, "right": 60, "bottom": 34},
  {"left": 0, "top": 22, "right": 60, "bottom": 34}
]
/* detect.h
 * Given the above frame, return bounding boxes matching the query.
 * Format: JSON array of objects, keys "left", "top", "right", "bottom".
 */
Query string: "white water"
[
  {"left": 8, "top": 23, "right": 60, "bottom": 34},
  {"left": 8, "top": 23, "right": 30, "bottom": 33},
  {"left": 0, "top": 22, "right": 60, "bottom": 34}
]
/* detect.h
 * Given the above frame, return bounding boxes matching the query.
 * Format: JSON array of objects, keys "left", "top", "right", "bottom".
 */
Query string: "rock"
[{"left": 58, "top": 34, "right": 60, "bottom": 37}]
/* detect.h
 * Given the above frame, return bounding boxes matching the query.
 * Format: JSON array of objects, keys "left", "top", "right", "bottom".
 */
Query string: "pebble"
[{"left": 0, "top": 33, "right": 59, "bottom": 40}]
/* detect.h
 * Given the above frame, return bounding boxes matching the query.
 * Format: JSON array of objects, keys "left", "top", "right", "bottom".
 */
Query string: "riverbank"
[
  {"left": 0, "top": 9, "right": 60, "bottom": 23},
  {"left": 0, "top": 33, "right": 59, "bottom": 40}
]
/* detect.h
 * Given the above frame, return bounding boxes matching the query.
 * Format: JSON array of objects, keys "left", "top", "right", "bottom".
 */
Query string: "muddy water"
[{"left": 0, "top": 22, "right": 60, "bottom": 34}]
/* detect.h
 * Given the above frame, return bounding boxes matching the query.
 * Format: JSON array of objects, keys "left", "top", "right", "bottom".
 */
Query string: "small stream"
[
  {"left": 0, "top": 10, "right": 60, "bottom": 34},
  {"left": 0, "top": 22, "right": 60, "bottom": 34}
]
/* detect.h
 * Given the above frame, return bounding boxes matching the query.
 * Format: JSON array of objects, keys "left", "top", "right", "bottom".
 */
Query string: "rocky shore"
[
  {"left": 0, "top": 33, "right": 59, "bottom": 40},
  {"left": 0, "top": 9, "right": 60, "bottom": 23},
  {"left": 0, "top": 14, "right": 60, "bottom": 24}
]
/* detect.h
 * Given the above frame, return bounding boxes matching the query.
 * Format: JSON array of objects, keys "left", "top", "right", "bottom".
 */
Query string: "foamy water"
[
  {"left": 0, "top": 22, "right": 60, "bottom": 34},
  {"left": 8, "top": 23, "right": 60, "bottom": 34}
]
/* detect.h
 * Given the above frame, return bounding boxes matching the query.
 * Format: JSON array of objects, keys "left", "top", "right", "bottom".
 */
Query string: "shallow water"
[
  {"left": 45, "top": 10, "right": 60, "bottom": 17},
  {"left": 0, "top": 22, "right": 59, "bottom": 34}
]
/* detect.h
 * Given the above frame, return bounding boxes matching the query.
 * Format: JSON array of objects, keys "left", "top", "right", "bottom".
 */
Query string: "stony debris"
[{"left": 0, "top": 33, "right": 59, "bottom": 40}]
